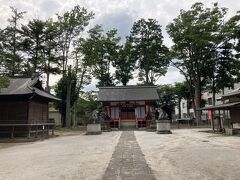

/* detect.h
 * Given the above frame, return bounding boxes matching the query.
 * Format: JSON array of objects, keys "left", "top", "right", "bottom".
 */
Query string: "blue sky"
[{"left": 0, "top": 0, "right": 239, "bottom": 91}]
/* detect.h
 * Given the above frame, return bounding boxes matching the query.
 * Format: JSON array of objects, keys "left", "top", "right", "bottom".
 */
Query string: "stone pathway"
[{"left": 102, "top": 131, "right": 154, "bottom": 180}]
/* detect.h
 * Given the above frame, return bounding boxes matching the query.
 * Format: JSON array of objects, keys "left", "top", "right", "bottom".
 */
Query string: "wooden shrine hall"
[
  {"left": 0, "top": 77, "right": 61, "bottom": 138},
  {"left": 98, "top": 86, "right": 159, "bottom": 128}
]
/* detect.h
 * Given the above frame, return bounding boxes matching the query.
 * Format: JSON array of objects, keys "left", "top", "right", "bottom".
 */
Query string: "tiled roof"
[
  {"left": 98, "top": 86, "right": 159, "bottom": 102},
  {"left": 0, "top": 77, "right": 61, "bottom": 101}
]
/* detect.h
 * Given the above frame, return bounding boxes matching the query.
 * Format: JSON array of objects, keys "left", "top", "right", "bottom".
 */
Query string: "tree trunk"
[
  {"left": 66, "top": 81, "right": 72, "bottom": 128},
  {"left": 65, "top": 66, "right": 72, "bottom": 128},
  {"left": 187, "top": 98, "right": 190, "bottom": 117},
  {"left": 193, "top": 60, "right": 202, "bottom": 126},
  {"left": 145, "top": 69, "right": 149, "bottom": 84},
  {"left": 195, "top": 83, "right": 201, "bottom": 126},
  {"left": 45, "top": 61, "right": 50, "bottom": 92},
  {"left": 178, "top": 98, "right": 181, "bottom": 119}
]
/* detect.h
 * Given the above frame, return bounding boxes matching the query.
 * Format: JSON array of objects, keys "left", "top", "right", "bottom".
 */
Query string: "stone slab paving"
[{"left": 102, "top": 131, "right": 154, "bottom": 180}]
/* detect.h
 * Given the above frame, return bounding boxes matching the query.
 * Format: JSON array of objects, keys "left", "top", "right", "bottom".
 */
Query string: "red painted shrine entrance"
[{"left": 98, "top": 86, "right": 159, "bottom": 128}]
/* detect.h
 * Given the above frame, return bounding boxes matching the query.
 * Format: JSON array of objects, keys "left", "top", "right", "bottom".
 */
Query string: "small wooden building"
[
  {"left": 0, "top": 77, "right": 61, "bottom": 138},
  {"left": 98, "top": 86, "right": 159, "bottom": 128},
  {"left": 49, "top": 108, "right": 62, "bottom": 126},
  {"left": 199, "top": 88, "right": 240, "bottom": 134}
]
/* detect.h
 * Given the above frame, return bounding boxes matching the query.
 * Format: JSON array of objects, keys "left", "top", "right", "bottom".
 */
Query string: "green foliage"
[
  {"left": 174, "top": 82, "right": 190, "bottom": 100},
  {"left": 166, "top": 2, "right": 238, "bottom": 116},
  {"left": 113, "top": 41, "right": 135, "bottom": 85},
  {"left": 54, "top": 70, "right": 79, "bottom": 112},
  {"left": 76, "top": 92, "right": 98, "bottom": 124},
  {"left": 0, "top": 76, "right": 10, "bottom": 90},
  {"left": 1, "top": 7, "right": 26, "bottom": 76},
  {"left": 129, "top": 18, "right": 170, "bottom": 85},
  {"left": 157, "top": 84, "right": 176, "bottom": 111},
  {"left": 56, "top": 5, "right": 94, "bottom": 72},
  {"left": 81, "top": 25, "right": 121, "bottom": 86},
  {"left": 21, "top": 19, "right": 46, "bottom": 75}
]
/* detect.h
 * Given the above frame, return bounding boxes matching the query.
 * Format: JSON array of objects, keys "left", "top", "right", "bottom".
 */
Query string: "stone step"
[{"left": 120, "top": 121, "right": 136, "bottom": 128}]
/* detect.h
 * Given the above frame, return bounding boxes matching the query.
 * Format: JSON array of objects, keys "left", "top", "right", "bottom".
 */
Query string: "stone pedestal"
[
  {"left": 86, "top": 124, "right": 101, "bottom": 135},
  {"left": 156, "top": 120, "right": 172, "bottom": 134},
  {"left": 225, "top": 128, "right": 239, "bottom": 136}
]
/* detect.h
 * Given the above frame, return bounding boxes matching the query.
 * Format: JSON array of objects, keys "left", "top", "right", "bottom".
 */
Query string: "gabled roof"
[
  {"left": 98, "top": 86, "right": 159, "bottom": 102},
  {"left": 222, "top": 88, "right": 240, "bottom": 99},
  {"left": 0, "top": 77, "right": 61, "bottom": 101},
  {"left": 199, "top": 102, "right": 240, "bottom": 110}
]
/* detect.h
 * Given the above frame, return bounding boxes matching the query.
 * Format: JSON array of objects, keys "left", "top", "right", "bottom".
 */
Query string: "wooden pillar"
[
  {"left": 35, "top": 125, "right": 38, "bottom": 137},
  {"left": 42, "top": 125, "right": 44, "bottom": 137},
  {"left": 47, "top": 125, "right": 49, "bottom": 136},
  {"left": 218, "top": 110, "right": 223, "bottom": 132},
  {"left": 11, "top": 126, "right": 15, "bottom": 139},
  {"left": 28, "top": 125, "right": 31, "bottom": 138},
  {"left": 211, "top": 110, "right": 215, "bottom": 132}
]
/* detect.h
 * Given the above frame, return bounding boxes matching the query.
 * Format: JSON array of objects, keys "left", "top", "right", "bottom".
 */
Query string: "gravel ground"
[
  {"left": 0, "top": 129, "right": 240, "bottom": 180},
  {"left": 0, "top": 131, "right": 121, "bottom": 180},
  {"left": 135, "top": 129, "right": 240, "bottom": 180}
]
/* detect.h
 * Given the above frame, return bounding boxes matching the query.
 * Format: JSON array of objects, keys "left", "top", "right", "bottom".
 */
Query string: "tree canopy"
[{"left": 129, "top": 18, "right": 170, "bottom": 85}]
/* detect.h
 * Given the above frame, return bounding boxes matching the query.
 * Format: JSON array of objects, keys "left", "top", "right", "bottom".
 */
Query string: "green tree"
[
  {"left": 113, "top": 41, "right": 135, "bottom": 86},
  {"left": 42, "top": 19, "right": 61, "bottom": 92},
  {"left": 167, "top": 2, "right": 232, "bottom": 122},
  {"left": 81, "top": 25, "right": 120, "bottom": 86},
  {"left": 129, "top": 18, "right": 169, "bottom": 85},
  {"left": 76, "top": 92, "right": 98, "bottom": 125},
  {"left": 157, "top": 84, "right": 176, "bottom": 119},
  {"left": 56, "top": 5, "right": 94, "bottom": 73},
  {"left": 55, "top": 68, "right": 78, "bottom": 127},
  {"left": 21, "top": 19, "right": 46, "bottom": 75},
  {"left": 2, "top": 7, "right": 26, "bottom": 76},
  {"left": 174, "top": 82, "right": 190, "bottom": 119},
  {"left": 0, "top": 76, "right": 10, "bottom": 90}
]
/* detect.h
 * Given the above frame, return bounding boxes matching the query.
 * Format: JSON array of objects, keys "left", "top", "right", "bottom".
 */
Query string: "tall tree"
[
  {"left": 56, "top": 5, "right": 94, "bottom": 73},
  {"left": 167, "top": 2, "right": 231, "bottom": 123},
  {"left": 174, "top": 82, "right": 190, "bottom": 119},
  {"left": 81, "top": 25, "right": 120, "bottom": 86},
  {"left": 157, "top": 84, "right": 176, "bottom": 119},
  {"left": 42, "top": 19, "right": 61, "bottom": 92},
  {"left": 129, "top": 18, "right": 169, "bottom": 85},
  {"left": 113, "top": 41, "right": 135, "bottom": 86},
  {"left": 55, "top": 6, "right": 93, "bottom": 127},
  {"left": 21, "top": 19, "right": 46, "bottom": 76},
  {"left": 2, "top": 7, "right": 26, "bottom": 76},
  {"left": 55, "top": 68, "right": 78, "bottom": 127}
]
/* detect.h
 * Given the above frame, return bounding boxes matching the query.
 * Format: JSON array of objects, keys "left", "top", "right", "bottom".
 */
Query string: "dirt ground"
[
  {"left": 0, "top": 129, "right": 240, "bottom": 180},
  {"left": 135, "top": 129, "right": 240, "bottom": 180}
]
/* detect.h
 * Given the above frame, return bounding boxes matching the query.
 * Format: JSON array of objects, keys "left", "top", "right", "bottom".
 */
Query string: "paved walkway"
[{"left": 102, "top": 131, "right": 154, "bottom": 180}]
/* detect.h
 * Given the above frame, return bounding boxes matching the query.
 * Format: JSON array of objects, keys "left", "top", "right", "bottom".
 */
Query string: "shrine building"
[{"left": 97, "top": 86, "right": 159, "bottom": 128}]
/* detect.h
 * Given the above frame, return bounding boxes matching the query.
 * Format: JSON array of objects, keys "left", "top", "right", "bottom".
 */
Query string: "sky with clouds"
[{"left": 0, "top": 0, "right": 239, "bottom": 90}]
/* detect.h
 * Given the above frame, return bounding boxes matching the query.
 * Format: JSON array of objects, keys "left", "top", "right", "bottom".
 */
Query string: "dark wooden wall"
[
  {"left": 0, "top": 101, "right": 28, "bottom": 124},
  {"left": 28, "top": 101, "right": 48, "bottom": 124}
]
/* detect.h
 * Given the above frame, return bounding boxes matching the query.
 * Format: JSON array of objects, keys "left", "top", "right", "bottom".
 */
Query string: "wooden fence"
[{"left": 0, "top": 123, "right": 55, "bottom": 138}]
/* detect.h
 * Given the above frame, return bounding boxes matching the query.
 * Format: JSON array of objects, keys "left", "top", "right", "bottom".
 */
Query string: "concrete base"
[
  {"left": 156, "top": 120, "right": 172, "bottom": 134},
  {"left": 225, "top": 128, "right": 239, "bottom": 136},
  {"left": 86, "top": 124, "right": 101, "bottom": 135}
]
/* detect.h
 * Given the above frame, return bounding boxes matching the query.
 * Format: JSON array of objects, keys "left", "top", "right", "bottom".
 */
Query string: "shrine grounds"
[{"left": 0, "top": 129, "right": 240, "bottom": 180}]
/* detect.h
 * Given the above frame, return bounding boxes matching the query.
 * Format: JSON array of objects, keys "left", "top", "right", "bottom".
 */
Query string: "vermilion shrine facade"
[{"left": 98, "top": 86, "right": 159, "bottom": 128}]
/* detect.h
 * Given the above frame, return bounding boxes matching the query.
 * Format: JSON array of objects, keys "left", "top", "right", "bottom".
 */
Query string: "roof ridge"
[{"left": 99, "top": 85, "right": 157, "bottom": 89}]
